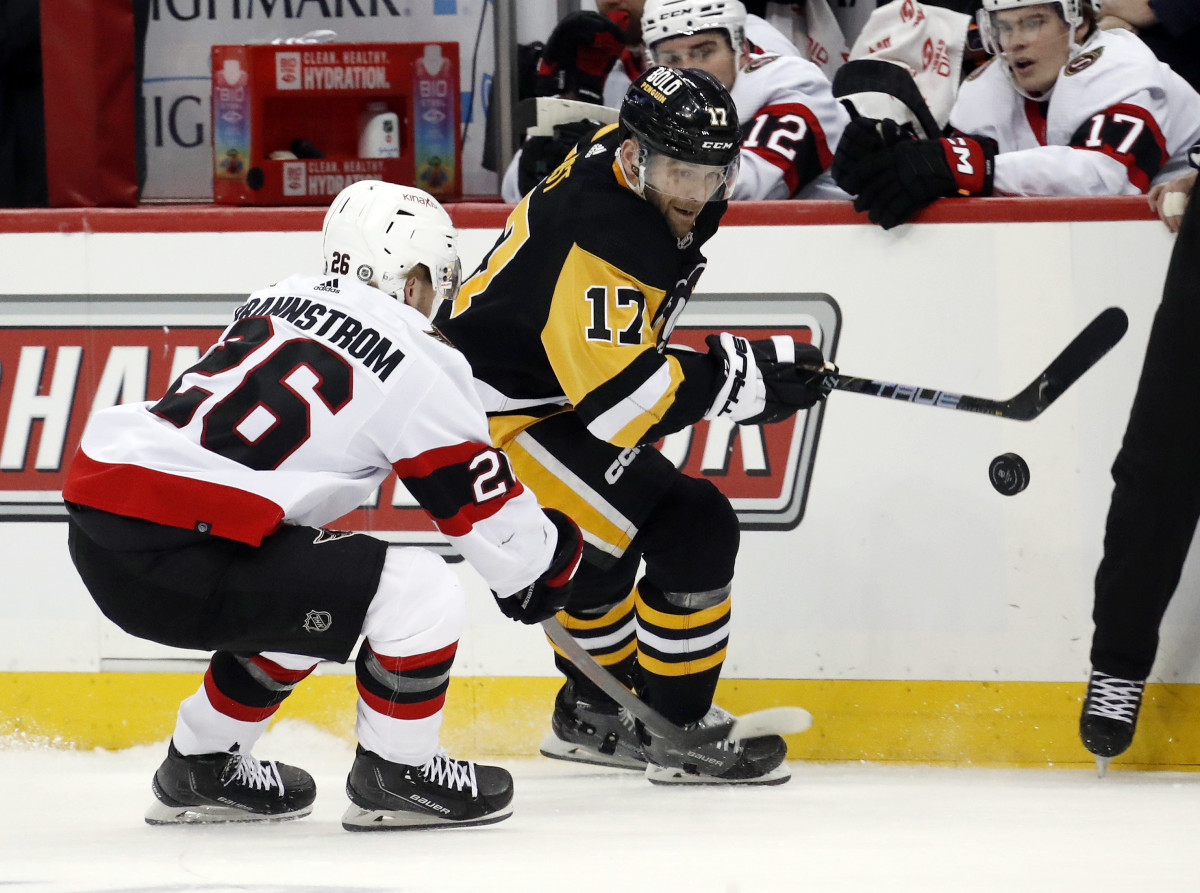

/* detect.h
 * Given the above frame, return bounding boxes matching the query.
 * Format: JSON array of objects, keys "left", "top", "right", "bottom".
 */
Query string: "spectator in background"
[
  {"left": 1097, "top": 0, "right": 1200, "bottom": 91},
  {"left": 832, "top": 0, "right": 1200, "bottom": 229},
  {"left": 642, "top": 0, "right": 850, "bottom": 198},
  {"left": 0, "top": 0, "right": 48, "bottom": 207}
]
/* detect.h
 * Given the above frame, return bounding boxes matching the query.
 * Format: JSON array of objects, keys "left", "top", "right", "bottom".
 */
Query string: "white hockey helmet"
[
  {"left": 976, "top": 0, "right": 1089, "bottom": 56},
  {"left": 321, "top": 180, "right": 461, "bottom": 310},
  {"left": 642, "top": 0, "right": 749, "bottom": 69}
]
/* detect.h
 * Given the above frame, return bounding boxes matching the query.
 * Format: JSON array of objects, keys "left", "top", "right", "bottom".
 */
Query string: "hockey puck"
[{"left": 989, "top": 452, "right": 1030, "bottom": 496}]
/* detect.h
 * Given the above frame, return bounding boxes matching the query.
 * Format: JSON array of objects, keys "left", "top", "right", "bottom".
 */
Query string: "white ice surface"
[{"left": 3, "top": 720, "right": 1197, "bottom": 893}]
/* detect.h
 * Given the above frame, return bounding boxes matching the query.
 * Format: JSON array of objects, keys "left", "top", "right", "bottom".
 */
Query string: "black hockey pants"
[{"left": 1090, "top": 178, "right": 1200, "bottom": 680}]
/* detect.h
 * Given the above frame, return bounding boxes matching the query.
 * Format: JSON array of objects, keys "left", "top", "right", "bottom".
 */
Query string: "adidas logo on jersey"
[
  {"left": 314, "top": 278, "right": 341, "bottom": 293},
  {"left": 585, "top": 143, "right": 608, "bottom": 159}
]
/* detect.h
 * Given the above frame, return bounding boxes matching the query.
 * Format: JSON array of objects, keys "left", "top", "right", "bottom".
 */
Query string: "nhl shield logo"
[{"left": 303, "top": 610, "right": 332, "bottom": 633}]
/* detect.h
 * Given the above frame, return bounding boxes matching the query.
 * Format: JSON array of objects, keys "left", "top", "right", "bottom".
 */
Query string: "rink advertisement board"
[
  {"left": 0, "top": 296, "right": 837, "bottom": 537},
  {"left": 2, "top": 197, "right": 1190, "bottom": 692}
]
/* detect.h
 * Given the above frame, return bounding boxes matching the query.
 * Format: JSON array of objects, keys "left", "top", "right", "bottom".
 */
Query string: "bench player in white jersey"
[
  {"left": 832, "top": 0, "right": 1200, "bottom": 228},
  {"left": 598, "top": 0, "right": 803, "bottom": 109},
  {"left": 63, "top": 181, "right": 582, "bottom": 831},
  {"left": 641, "top": 0, "right": 850, "bottom": 199}
]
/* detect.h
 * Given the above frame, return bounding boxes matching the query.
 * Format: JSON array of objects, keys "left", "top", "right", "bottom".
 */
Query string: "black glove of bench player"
[
  {"left": 849, "top": 134, "right": 997, "bottom": 230},
  {"left": 831, "top": 116, "right": 912, "bottom": 197},
  {"left": 494, "top": 508, "right": 583, "bottom": 624},
  {"left": 517, "top": 119, "right": 601, "bottom": 195},
  {"left": 535, "top": 11, "right": 627, "bottom": 103}
]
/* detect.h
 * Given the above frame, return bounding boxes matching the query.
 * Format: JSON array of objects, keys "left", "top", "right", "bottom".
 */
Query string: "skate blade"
[
  {"left": 538, "top": 732, "right": 646, "bottom": 771},
  {"left": 1095, "top": 755, "right": 1112, "bottom": 778},
  {"left": 645, "top": 762, "right": 792, "bottom": 787},
  {"left": 145, "top": 800, "right": 312, "bottom": 825},
  {"left": 341, "top": 801, "right": 513, "bottom": 831}
]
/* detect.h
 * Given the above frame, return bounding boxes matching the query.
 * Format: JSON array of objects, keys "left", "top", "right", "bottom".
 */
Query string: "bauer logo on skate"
[{"left": 0, "top": 293, "right": 838, "bottom": 539}]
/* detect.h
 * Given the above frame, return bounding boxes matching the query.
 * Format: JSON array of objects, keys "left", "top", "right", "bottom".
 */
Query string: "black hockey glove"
[
  {"left": 494, "top": 508, "right": 583, "bottom": 625},
  {"left": 535, "top": 11, "right": 626, "bottom": 103},
  {"left": 746, "top": 337, "right": 832, "bottom": 425},
  {"left": 517, "top": 119, "right": 601, "bottom": 195},
  {"left": 705, "top": 334, "right": 831, "bottom": 426},
  {"left": 830, "top": 116, "right": 912, "bottom": 197},
  {"left": 850, "top": 135, "right": 996, "bottom": 230}
]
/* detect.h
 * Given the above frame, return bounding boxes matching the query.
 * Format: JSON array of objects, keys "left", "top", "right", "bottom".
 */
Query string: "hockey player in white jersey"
[
  {"left": 832, "top": 0, "right": 1200, "bottom": 228},
  {"left": 63, "top": 181, "right": 582, "bottom": 830},
  {"left": 598, "top": 0, "right": 803, "bottom": 109},
  {"left": 641, "top": 0, "right": 850, "bottom": 199}
]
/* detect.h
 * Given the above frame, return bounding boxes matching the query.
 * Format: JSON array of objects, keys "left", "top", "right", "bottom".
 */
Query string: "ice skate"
[
  {"left": 341, "top": 746, "right": 513, "bottom": 830},
  {"left": 642, "top": 705, "right": 791, "bottom": 786},
  {"left": 539, "top": 680, "right": 647, "bottom": 770},
  {"left": 1080, "top": 669, "right": 1145, "bottom": 777},
  {"left": 145, "top": 741, "right": 315, "bottom": 825}
]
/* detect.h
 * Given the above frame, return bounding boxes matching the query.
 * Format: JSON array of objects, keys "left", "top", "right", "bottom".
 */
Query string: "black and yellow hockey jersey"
[{"left": 437, "top": 125, "right": 726, "bottom": 449}]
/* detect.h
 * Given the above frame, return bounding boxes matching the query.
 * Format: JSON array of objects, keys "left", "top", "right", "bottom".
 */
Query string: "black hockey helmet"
[{"left": 619, "top": 66, "right": 740, "bottom": 169}]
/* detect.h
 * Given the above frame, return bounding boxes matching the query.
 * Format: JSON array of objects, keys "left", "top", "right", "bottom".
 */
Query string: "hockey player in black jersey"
[{"left": 437, "top": 67, "right": 830, "bottom": 785}]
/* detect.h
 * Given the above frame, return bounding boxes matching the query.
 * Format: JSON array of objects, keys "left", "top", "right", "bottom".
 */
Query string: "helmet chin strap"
[{"left": 617, "top": 141, "right": 648, "bottom": 197}]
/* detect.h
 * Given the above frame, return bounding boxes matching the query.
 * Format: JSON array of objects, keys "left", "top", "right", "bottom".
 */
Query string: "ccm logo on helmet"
[{"left": 702, "top": 141, "right": 734, "bottom": 149}]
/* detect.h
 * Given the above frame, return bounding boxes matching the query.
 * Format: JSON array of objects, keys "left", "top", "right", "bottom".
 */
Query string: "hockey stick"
[
  {"left": 832, "top": 58, "right": 943, "bottom": 139},
  {"left": 541, "top": 618, "right": 812, "bottom": 748},
  {"left": 819, "top": 307, "right": 1128, "bottom": 421}
]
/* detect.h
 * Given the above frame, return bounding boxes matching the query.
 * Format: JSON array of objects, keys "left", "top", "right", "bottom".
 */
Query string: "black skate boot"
[
  {"left": 1080, "top": 669, "right": 1145, "bottom": 776},
  {"left": 642, "top": 705, "right": 791, "bottom": 786},
  {"left": 145, "top": 741, "right": 315, "bottom": 825},
  {"left": 341, "top": 746, "right": 513, "bottom": 830},
  {"left": 539, "top": 680, "right": 647, "bottom": 770}
]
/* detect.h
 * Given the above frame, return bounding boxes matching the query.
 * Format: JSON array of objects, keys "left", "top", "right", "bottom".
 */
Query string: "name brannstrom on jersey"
[{"left": 233, "top": 295, "right": 406, "bottom": 381}]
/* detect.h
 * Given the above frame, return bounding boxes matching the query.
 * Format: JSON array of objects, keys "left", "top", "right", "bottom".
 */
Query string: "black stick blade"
[
  {"left": 820, "top": 306, "right": 1129, "bottom": 422},
  {"left": 1002, "top": 307, "right": 1129, "bottom": 420}
]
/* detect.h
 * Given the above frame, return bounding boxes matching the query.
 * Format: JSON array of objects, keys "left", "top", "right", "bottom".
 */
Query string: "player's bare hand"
[
  {"left": 1098, "top": 15, "right": 1138, "bottom": 32},
  {"left": 1148, "top": 171, "right": 1196, "bottom": 234},
  {"left": 1095, "top": 0, "right": 1158, "bottom": 29}
]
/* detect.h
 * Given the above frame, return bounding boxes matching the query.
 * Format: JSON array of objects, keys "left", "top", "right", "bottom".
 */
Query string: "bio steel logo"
[{"left": 0, "top": 293, "right": 839, "bottom": 540}]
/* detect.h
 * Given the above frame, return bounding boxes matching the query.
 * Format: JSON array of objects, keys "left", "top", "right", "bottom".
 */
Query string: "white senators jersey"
[
  {"left": 950, "top": 28, "right": 1200, "bottom": 196},
  {"left": 730, "top": 51, "right": 851, "bottom": 200},
  {"left": 63, "top": 273, "right": 556, "bottom": 598},
  {"left": 602, "top": 14, "right": 803, "bottom": 110}
]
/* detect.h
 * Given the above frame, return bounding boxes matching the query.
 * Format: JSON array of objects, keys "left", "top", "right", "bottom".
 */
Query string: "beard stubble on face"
[{"left": 645, "top": 186, "right": 703, "bottom": 239}]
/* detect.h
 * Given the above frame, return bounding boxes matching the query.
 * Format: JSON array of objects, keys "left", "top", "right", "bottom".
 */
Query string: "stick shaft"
[
  {"left": 540, "top": 619, "right": 731, "bottom": 746},
  {"left": 822, "top": 307, "right": 1128, "bottom": 421}
]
